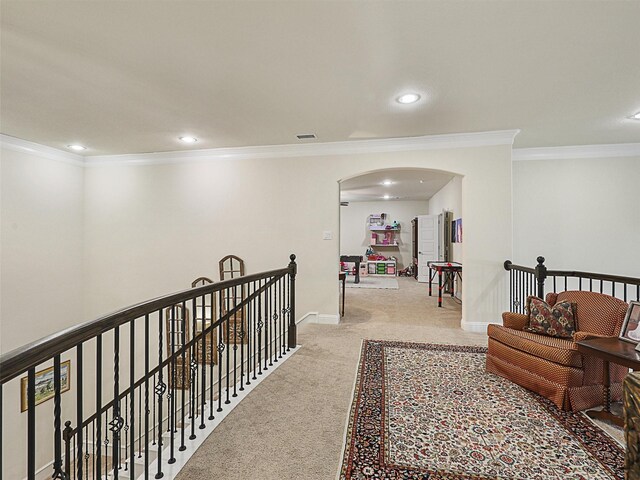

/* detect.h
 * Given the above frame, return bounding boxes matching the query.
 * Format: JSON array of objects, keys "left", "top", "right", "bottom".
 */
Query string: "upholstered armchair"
[{"left": 486, "top": 290, "right": 629, "bottom": 411}]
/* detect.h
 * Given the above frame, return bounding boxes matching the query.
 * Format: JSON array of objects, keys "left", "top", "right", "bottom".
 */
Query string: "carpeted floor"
[
  {"left": 176, "top": 277, "right": 623, "bottom": 479},
  {"left": 340, "top": 340, "right": 624, "bottom": 479},
  {"left": 345, "top": 275, "right": 399, "bottom": 289}
]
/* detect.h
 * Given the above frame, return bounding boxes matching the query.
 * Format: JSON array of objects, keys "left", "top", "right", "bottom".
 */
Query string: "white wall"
[
  {"left": 340, "top": 200, "right": 428, "bottom": 269},
  {"left": 0, "top": 146, "right": 84, "bottom": 480},
  {"left": 428, "top": 175, "right": 463, "bottom": 263},
  {"left": 83, "top": 145, "right": 513, "bottom": 332},
  {"left": 513, "top": 155, "right": 640, "bottom": 276}
]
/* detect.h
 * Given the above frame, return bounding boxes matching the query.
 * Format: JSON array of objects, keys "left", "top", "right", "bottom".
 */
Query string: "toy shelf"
[
  {"left": 370, "top": 243, "right": 399, "bottom": 247},
  {"left": 367, "top": 260, "right": 397, "bottom": 276}
]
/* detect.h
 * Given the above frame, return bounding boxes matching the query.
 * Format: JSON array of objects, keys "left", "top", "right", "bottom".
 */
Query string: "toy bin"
[{"left": 387, "top": 264, "right": 396, "bottom": 275}]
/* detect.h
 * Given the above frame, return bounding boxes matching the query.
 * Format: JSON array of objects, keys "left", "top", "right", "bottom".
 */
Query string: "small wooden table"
[
  {"left": 339, "top": 272, "right": 346, "bottom": 317},
  {"left": 576, "top": 337, "right": 640, "bottom": 427}
]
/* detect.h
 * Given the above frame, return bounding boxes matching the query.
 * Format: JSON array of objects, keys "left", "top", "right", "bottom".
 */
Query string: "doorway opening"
[{"left": 338, "top": 168, "right": 463, "bottom": 311}]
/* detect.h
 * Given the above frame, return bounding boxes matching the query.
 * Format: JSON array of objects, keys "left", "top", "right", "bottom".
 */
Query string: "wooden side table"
[{"left": 576, "top": 337, "right": 640, "bottom": 427}]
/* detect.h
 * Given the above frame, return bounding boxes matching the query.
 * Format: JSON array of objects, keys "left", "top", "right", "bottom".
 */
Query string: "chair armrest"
[
  {"left": 502, "top": 312, "right": 528, "bottom": 330},
  {"left": 573, "top": 331, "right": 614, "bottom": 342}
]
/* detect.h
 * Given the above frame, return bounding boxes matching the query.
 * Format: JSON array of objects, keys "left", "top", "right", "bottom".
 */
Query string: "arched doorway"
[{"left": 338, "top": 167, "right": 464, "bottom": 319}]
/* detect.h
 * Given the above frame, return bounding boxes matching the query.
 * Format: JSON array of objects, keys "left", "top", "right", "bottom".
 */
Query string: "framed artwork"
[
  {"left": 619, "top": 301, "right": 640, "bottom": 344},
  {"left": 21, "top": 360, "right": 71, "bottom": 412},
  {"left": 451, "top": 218, "right": 463, "bottom": 243}
]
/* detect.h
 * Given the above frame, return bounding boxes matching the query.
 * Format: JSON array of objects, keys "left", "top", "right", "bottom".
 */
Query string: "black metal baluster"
[
  {"left": 179, "top": 305, "right": 187, "bottom": 452},
  {"left": 52, "top": 355, "right": 63, "bottom": 479},
  {"left": 273, "top": 279, "right": 279, "bottom": 363},
  {"left": 124, "top": 392, "right": 128, "bottom": 471},
  {"left": 612, "top": 282, "right": 616, "bottom": 298},
  {"left": 209, "top": 292, "right": 215, "bottom": 421},
  {"left": 156, "top": 310, "right": 165, "bottom": 479},
  {"left": 564, "top": 275, "right": 567, "bottom": 291},
  {"left": 623, "top": 282, "right": 628, "bottom": 302},
  {"left": 232, "top": 285, "right": 238, "bottom": 398},
  {"left": 72, "top": 436, "right": 76, "bottom": 480},
  {"left": 112, "top": 327, "right": 121, "bottom": 479},
  {"left": 84, "top": 417, "right": 89, "bottom": 477},
  {"left": 92, "top": 420, "right": 95, "bottom": 479},
  {"left": 138, "top": 384, "right": 142, "bottom": 458},
  {"left": 253, "top": 280, "right": 258, "bottom": 377},
  {"left": 130, "top": 319, "right": 136, "bottom": 475},
  {"left": 217, "top": 290, "right": 223, "bottom": 413},
  {"left": 600, "top": 279, "right": 604, "bottom": 294},
  {"left": 589, "top": 278, "right": 593, "bottom": 292},
  {"left": 264, "top": 282, "right": 270, "bottom": 371},
  {"left": 280, "top": 276, "right": 285, "bottom": 358},
  {"left": 27, "top": 368, "right": 36, "bottom": 480},
  {"left": 144, "top": 314, "right": 150, "bottom": 479},
  {"left": 104, "top": 410, "right": 110, "bottom": 474},
  {"left": 246, "top": 283, "right": 252, "bottom": 385},
  {"left": 509, "top": 269, "right": 513, "bottom": 311},
  {"left": 189, "top": 299, "right": 197, "bottom": 441},
  {"left": 200, "top": 293, "right": 207, "bottom": 428},
  {"left": 168, "top": 306, "right": 176, "bottom": 464},
  {"left": 258, "top": 280, "right": 263, "bottom": 375},
  {"left": 96, "top": 335, "right": 102, "bottom": 480},
  {"left": 225, "top": 287, "right": 231, "bottom": 405},
  {"left": 76, "top": 344, "right": 83, "bottom": 480}
]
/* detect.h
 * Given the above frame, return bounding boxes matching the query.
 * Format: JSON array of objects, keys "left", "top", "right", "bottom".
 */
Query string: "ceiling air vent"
[
  {"left": 340, "top": 201, "right": 349, "bottom": 207},
  {"left": 296, "top": 133, "right": 317, "bottom": 140}
]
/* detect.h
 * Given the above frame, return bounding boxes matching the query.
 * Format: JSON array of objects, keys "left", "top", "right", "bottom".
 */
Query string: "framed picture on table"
[{"left": 619, "top": 301, "right": 640, "bottom": 349}]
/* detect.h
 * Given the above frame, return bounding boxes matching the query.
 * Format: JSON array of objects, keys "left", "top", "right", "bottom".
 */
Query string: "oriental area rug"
[{"left": 339, "top": 340, "right": 624, "bottom": 480}]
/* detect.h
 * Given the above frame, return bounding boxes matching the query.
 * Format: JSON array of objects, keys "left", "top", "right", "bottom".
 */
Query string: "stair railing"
[
  {"left": 0, "top": 254, "right": 297, "bottom": 480},
  {"left": 504, "top": 256, "right": 640, "bottom": 314}
]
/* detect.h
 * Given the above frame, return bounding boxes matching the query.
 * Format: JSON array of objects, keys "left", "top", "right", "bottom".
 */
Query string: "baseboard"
[
  {"left": 297, "top": 312, "right": 340, "bottom": 325},
  {"left": 460, "top": 318, "right": 489, "bottom": 334}
]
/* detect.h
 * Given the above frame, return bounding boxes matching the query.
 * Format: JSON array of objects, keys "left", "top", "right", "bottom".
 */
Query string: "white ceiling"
[
  {"left": 1, "top": 1, "right": 639, "bottom": 156},
  {"left": 340, "top": 169, "right": 455, "bottom": 203}
]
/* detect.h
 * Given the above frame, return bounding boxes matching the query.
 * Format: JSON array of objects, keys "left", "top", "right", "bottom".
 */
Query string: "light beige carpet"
[
  {"left": 176, "top": 277, "right": 622, "bottom": 479},
  {"left": 177, "top": 277, "right": 484, "bottom": 479}
]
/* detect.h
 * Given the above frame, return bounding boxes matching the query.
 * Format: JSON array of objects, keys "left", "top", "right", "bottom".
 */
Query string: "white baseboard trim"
[
  {"left": 460, "top": 318, "right": 489, "bottom": 333},
  {"left": 297, "top": 312, "right": 340, "bottom": 325}
]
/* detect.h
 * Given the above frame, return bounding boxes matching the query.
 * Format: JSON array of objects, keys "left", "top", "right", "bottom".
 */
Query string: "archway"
[{"left": 338, "top": 167, "right": 464, "bottom": 321}]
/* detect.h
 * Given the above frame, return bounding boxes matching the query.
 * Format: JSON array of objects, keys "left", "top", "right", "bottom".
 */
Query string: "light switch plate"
[{"left": 322, "top": 230, "right": 333, "bottom": 240}]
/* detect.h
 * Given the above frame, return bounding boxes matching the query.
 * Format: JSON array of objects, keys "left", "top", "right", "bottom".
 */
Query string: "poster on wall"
[{"left": 451, "top": 218, "right": 463, "bottom": 243}]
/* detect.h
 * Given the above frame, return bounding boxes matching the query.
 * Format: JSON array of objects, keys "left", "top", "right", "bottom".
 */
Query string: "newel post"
[
  {"left": 535, "top": 256, "right": 547, "bottom": 299},
  {"left": 287, "top": 254, "right": 297, "bottom": 350},
  {"left": 63, "top": 420, "right": 73, "bottom": 477}
]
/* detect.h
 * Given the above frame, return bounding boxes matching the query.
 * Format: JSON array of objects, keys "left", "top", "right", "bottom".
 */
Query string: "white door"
[{"left": 417, "top": 214, "right": 439, "bottom": 283}]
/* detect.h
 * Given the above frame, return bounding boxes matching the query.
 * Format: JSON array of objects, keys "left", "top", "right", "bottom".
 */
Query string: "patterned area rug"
[{"left": 339, "top": 340, "right": 624, "bottom": 480}]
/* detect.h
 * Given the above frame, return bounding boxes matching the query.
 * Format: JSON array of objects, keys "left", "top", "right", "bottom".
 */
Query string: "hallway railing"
[
  {"left": 0, "top": 254, "right": 297, "bottom": 480},
  {"left": 504, "top": 256, "right": 640, "bottom": 314}
]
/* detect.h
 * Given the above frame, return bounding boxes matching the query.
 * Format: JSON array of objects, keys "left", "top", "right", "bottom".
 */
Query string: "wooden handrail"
[
  {"left": 0, "top": 266, "right": 290, "bottom": 384},
  {"left": 504, "top": 259, "right": 640, "bottom": 285}
]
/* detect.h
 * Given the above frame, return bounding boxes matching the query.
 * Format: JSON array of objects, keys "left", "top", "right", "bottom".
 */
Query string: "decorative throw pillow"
[{"left": 524, "top": 296, "right": 577, "bottom": 338}]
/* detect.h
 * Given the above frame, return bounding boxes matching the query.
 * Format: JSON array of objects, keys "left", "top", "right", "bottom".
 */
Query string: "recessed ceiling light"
[
  {"left": 396, "top": 93, "right": 421, "bottom": 104},
  {"left": 68, "top": 144, "right": 86, "bottom": 151},
  {"left": 179, "top": 136, "right": 198, "bottom": 143},
  {"left": 629, "top": 112, "right": 640, "bottom": 120},
  {"left": 383, "top": 195, "right": 391, "bottom": 200},
  {"left": 419, "top": 180, "right": 424, "bottom": 184},
  {"left": 382, "top": 180, "right": 393, "bottom": 186}
]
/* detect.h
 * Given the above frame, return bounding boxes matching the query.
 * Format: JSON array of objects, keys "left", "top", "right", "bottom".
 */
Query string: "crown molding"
[
  {"left": 0, "top": 134, "right": 85, "bottom": 166},
  {"left": 513, "top": 143, "right": 640, "bottom": 161},
  {"left": 85, "top": 130, "right": 520, "bottom": 166}
]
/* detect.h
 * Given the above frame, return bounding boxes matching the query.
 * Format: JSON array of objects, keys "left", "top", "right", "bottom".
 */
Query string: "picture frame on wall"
[
  {"left": 20, "top": 360, "right": 71, "bottom": 412},
  {"left": 619, "top": 301, "right": 640, "bottom": 345}
]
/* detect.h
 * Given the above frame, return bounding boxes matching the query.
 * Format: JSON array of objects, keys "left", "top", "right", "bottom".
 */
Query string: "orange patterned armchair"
[{"left": 486, "top": 290, "right": 629, "bottom": 411}]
